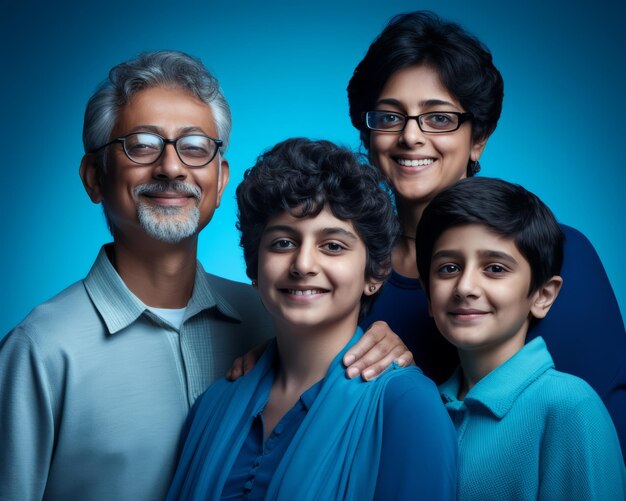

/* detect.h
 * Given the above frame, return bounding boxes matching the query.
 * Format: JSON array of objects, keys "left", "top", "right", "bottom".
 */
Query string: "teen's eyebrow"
[
  {"left": 432, "top": 249, "right": 462, "bottom": 261},
  {"left": 262, "top": 225, "right": 359, "bottom": 241},
  {"left": 263, "top": 225, "right": 297, "bottom": 236},
  {"left": 374, "top": 98, "right": 458, "bottom": 109},
  {"left": 477, "top": 250, "right": 519, "bottom": 266},
  {"left": 318, "top": 227, "right": 359, "bottom": 241},
  {"left": 432, "top": 249, "right": 519, "bottom": 266}
]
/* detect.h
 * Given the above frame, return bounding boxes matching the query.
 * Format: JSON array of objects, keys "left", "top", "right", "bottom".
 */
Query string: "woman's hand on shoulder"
[{"left": 343, "top": 321, "right": 415, "bottom": 381}]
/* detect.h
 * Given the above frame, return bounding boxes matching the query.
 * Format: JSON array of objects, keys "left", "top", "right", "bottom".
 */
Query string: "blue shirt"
[
  {"left": 168, "top": 331, "right": 457, "bottom": 500},
  {"left": 439, "top": 337, "right": 626, "bottom": 500},
  {"left": 220, "top": 364, "right": 454, "bottom": 500},
  {"left": 0, "top": 245, "right": 273, "bottom": 501},
  {"left": 361, "top": 224, "right": 626, "bottom": 457}
]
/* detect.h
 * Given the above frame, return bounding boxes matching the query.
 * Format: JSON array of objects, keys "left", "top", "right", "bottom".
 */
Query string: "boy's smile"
[
  {"left": 256, "top": 206, "right": 375, "bottom": 337},
  {"left": 428, "top": 224, "right": 538, "bottom": 368}
]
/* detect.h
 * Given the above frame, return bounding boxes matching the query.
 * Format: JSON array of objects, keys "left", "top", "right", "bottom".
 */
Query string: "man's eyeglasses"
[
  {"left": 363, "top": 111, "right": 473, "bottom": 133},
  {"left": 93, "top": 132, "right": 223, "bottom": 167}
]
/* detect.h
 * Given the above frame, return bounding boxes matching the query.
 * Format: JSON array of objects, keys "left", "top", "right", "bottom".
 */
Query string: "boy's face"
[
  {"left": 256, "top": 205, "right": 377, "bottom": 336},
  {"left": 428, "top": 224, "right": 539, "bottom": 357}
]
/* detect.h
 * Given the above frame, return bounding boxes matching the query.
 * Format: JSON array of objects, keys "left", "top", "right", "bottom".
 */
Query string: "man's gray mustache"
[{"left": 134, "top": 181, "right": 201, "bottom": 200}]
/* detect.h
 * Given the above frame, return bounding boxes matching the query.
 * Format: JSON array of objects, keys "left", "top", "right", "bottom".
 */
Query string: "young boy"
[
  {"left": 416, "top": 177, "right": 626, "bottom": 500},
  {"left": 168, "top": 138, "right": 457, "bottom": 500}
]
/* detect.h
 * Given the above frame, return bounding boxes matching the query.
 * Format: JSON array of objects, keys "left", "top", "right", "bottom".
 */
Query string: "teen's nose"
[{"left": 290, "top": 245, "right": 319, "bottom": 277}]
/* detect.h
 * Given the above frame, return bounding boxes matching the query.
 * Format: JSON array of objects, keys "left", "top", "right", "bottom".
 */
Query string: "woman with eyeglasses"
[{"left": 348, "top": 10, "right": 625, "bottom": 456}]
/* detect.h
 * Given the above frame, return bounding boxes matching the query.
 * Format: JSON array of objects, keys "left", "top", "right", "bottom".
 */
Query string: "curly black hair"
[{"left": 236, "top": 138, "right": 399, "bottom": 319}]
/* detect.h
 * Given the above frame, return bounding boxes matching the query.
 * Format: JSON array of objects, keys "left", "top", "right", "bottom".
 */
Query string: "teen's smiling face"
[
  {"left": 428, "top": 224, "right": 542, "bottom": 364},
  {"left": 81, "top": 85, "right": 229, "bottom": 246},
  {"left": 369, "top": 64, "right": 485, "bottom": 208},
  {"left": 256, "top": 206, "right": 376, "bottom": 337}
]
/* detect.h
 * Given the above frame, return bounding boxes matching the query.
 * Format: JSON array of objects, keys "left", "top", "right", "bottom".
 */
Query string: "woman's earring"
[
  {"left": 368, "top": 284, "right": 377, "bottom": 293},
  {"left": 252, "top": 279, "right": 258, "bottom": 287}
]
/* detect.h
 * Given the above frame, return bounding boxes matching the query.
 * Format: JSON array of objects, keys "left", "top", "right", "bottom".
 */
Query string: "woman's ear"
[
  {"left": 529, "top": 276, "right": 563, "bottom": 319},
  {"left": 470, "top": 136, "right": 488, "bottom": 163}
]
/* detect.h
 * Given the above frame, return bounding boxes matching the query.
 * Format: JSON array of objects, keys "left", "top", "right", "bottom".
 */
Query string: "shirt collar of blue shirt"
[
  {"left": 84, "top": 244, "right": 243, "bottom": 334},
  {"left": 439, "top": 337, "right": 554, "bottom": 419}
]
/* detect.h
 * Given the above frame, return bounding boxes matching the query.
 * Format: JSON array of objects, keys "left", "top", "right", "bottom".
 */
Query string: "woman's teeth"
[{"left": 396, "top": 158, "right": 434, "bottom": 167}]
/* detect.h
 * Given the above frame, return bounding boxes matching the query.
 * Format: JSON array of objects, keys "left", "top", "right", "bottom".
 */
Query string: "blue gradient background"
[{"left": 1, "top": 0, "right": 624, "bottom": 336}]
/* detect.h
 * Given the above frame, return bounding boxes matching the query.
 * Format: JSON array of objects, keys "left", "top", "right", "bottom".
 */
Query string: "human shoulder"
[
  {"left": 202, "top": 272, "right": 260, "bottom": 304},
  {"left": 202, "top": 272, "right": 270, "bottom": 323},
  {"left": 559, "top": 223, "right": 600, "bottom": 255},
  {"left": 3, "top": 279, "right": 94, "bottom": 349},
  {"left": 378, "top": 366, "right": 444, "bottom": 410},
  {"left": 530, "top": 367, "right": 611, "bottom": 421}
]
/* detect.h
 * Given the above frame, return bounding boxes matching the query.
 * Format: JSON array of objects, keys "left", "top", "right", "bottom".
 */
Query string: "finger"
[
  {"left": 226, "top": 357, "right": 245, "bottom": 381},
  {"left": 241, "top": 342, "right": 268, "bottom": 375},
  {"left": 348, "top": 341, "right": 399, "bottom": 380},
  {"left": 361, "top": 346, "right": 415, "bottom": 381},
  {"left": 241, "top": 351, "right": 257, "bottom": 375},
  {"left": 343, "top": 321, "right": 389, "bottom": 367}
]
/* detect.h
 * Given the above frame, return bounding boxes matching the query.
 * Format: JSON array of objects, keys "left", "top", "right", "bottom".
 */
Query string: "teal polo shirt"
[{"left": 440, "top": 337, "right": 626, "bottom": 500}]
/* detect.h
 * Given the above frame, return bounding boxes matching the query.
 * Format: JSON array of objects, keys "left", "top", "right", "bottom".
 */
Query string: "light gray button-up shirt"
[{"left": 0, "top": 245, "right": 272, "bottom": 501}]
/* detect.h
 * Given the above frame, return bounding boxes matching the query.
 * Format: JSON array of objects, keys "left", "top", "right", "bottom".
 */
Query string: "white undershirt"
[{"left": 146, "top": 306, "right": 188, "bottom": 331}]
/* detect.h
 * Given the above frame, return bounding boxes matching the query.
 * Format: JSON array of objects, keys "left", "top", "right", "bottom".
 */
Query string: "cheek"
[
  {"left": 430, "top": 282, "right": 450, "bottom": 307},
  {"left": 370, "top": 133, "right": 395, "bottom": 158}
]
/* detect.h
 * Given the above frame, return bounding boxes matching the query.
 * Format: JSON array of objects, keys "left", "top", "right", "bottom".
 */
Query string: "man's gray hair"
[{"left": 82, "top": 50, "right": 232, "bottom": 161}]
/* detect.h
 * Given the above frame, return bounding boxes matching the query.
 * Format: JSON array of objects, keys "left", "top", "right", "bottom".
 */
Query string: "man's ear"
[
  {"left": 529, "top": 275, "right": 563, "bottom": 319},
  {"left": 79, "top": 154, "right": 104, "bottom": 204},
  {"left": 215, "top": 156, "right": 230, "bottom": 208}
]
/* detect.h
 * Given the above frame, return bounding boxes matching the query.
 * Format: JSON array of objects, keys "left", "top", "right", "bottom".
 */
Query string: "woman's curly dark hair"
[{"left": 236, "top": 138, "right": 399, "bottom": 319}]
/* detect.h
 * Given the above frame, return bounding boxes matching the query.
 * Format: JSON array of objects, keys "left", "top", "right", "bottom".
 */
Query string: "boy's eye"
[
  {"left": 437, "top": 263, "right": 460, "bottom": 274},
  {"left": 485, "top": 264, "right": 508, "bottom": 274},
  {"left": 322, "top": 242, "right": 346, "bottom": 253},
  {"left": 271, "top": 239, "right": 295, "bottom": 250}
]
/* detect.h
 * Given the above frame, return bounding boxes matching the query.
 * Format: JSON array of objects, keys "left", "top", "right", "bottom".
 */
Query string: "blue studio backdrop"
[{"left": 1, "top": 0, "right": 624, "bottom": 336}]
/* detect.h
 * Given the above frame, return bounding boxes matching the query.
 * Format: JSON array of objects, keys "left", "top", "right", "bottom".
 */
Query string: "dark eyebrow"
[
  {"left": 432, "top": 249, "right": 519, "bottom": 267},
  {"left": 477, "top": 250, "right": 519, "bottom": 266},
  {"left": 263, "top": 225, "right": 297, "bottom": 236},
  {"left": 319, "top": 227, "right": 359, "bottom": 241},
  {"left": 263, "top": 225, "right": 359, "bottom": 241},
  {"left": 432, "top": 250, "right": 462, "bottom": 261},
  {"left": 375, "top": 98, "right": 459, "bottom": 110}
]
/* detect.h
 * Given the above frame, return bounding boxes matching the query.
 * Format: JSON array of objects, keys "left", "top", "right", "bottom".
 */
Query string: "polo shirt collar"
[
  {"left": 84, "top": 244, "right": 242, "bottom": 334},
  {"left": 440, "top": 337, "right": 554, "bottom": 419}
]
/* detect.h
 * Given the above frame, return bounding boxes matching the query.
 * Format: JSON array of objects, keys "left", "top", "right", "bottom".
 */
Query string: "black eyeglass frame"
[
  {"left": 362, "top": 110, "right": 473, "bottom": 133},
  {"left": 92, "top": 132, "right": 223, "bottom": 167}
]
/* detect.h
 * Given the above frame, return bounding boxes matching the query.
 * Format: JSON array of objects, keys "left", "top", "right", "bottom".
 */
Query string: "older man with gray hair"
[{"left": 0, "top": 51, "right": 409, "bottom": 500}]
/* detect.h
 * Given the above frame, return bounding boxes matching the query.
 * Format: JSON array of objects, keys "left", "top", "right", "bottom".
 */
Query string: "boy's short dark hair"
[
  {"left": 416, "top": 177, "right": 564, "bottom": 296},
  {"left": 236, "top": 138, "right": 399, "bottom": 319}
]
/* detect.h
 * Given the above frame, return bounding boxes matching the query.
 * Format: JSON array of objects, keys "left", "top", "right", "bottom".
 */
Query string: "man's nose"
[{"left": 153, "top": 143, "right": 187, "bottom": 180}]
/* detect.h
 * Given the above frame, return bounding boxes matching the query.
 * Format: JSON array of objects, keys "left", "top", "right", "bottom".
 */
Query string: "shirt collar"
[
  {"left": 84, "top": 244, "right": 242, "bottom": 334},
  {"left": 440, "top": 337, "right": 554, "bottom": 419}
]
